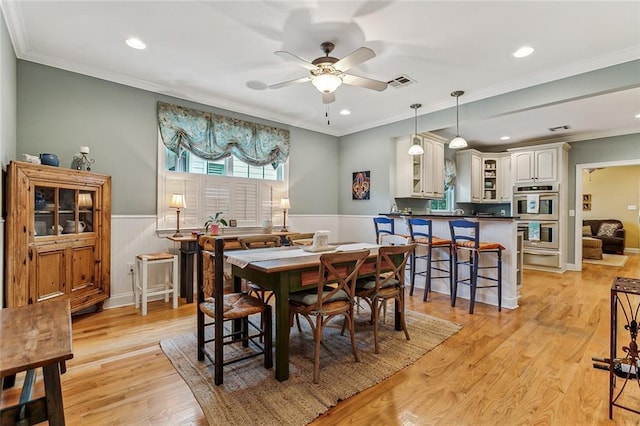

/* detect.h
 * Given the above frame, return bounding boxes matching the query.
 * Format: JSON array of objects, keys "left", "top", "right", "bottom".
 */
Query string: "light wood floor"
[{"left": 3, "top": 255, "right": 640, "bottom": 425}]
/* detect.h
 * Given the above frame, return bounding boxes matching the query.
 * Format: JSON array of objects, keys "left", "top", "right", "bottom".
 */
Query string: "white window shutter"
[
  {"left": 231, "top": 180, "right": 259, "bottom": 226},
  {"left": 203, "top": 176, "right": 232, "bottom": 222}
]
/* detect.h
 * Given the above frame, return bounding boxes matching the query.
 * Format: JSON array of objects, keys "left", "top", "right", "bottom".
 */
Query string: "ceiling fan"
[{"left": 268, "top": 41, "right": 388, "bottom": 104}]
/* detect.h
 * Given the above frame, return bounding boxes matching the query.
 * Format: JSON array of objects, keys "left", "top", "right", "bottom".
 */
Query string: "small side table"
[
  {"left": 0, "top": 299, "right": 74, "bottom": 426},
  {"left": 168, "top": 235, "right": 198, "bottom": 303}
]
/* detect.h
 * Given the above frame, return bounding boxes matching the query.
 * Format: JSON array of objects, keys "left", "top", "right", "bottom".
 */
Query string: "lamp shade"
[
  {"left": 169, "top": 193, "right": 186, "bottom": 209},
  {"left": 408, "top": 141, "right": 424, "bottom": 155},
  {"left": 311, "top": 74, "right": 342, "bottom": 94},
  {"left": 78, "top": 193, "right": 93, "bottom": 209},
  {"left": 279, "top": 198, "right": 291, "bottom": 209},
  {"left": 449, "top": 136, "right": 468, "bottom": 149}
]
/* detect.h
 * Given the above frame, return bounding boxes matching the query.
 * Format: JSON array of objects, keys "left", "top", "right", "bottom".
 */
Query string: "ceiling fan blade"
[
  {"left": 322, "top": 93, "right": 335, "bottom": 104},
  {"left": 274, "top": 51, "right": 317, "bottom": 71},
  {"left": 333, "top": 47, "right": 375, "bottom": 72},
  {"left": 268, "top": 76, "right": 312, "bottom": 90},
  {"left": 342, "top": 74, "right": 388, "bottom": 91}
]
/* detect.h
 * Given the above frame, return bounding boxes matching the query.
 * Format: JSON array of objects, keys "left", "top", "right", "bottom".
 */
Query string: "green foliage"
[{"left": 204, "top": 211, "right": 228, "bottom": 228}]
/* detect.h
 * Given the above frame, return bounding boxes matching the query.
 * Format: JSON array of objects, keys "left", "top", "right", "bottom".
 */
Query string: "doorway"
[{"left": 575, "top": 160, "right": 640, "bottom": 270}]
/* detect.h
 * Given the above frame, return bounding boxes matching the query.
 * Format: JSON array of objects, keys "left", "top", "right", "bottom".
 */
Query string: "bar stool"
[
  {"left": 408, "top": 218, "right": 452, "bottom": 301},
  {"left": 373, "top": 217, "right": 395, "bottom": 244},
  {"left": 135, "top": 252, "right": 179, "bottom": 316},
  {"left": 448, "top": 220, "right": 504, "bottom": 314}
]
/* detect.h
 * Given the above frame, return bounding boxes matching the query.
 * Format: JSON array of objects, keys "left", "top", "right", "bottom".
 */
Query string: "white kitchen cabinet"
[
  {"left": 508, "top": 142, "right": 571, "bottom": 184},
  {"left": 510, "top": 147, "right": 558, "bottom": 183},
  {"left": 395, "top": 133, "right": 446, "bottom": 199},
  {"left": 459, "top": 151, "right": 512, "bottom": 204},
  {"left": 481, "top": 157, "right": 498, "bottom": 202},
  {"left": 498, "top": 154, "right": 512, "bottom": 202},
  {"left": 455, "top": 149, "right": 483, "bottom": 203}
]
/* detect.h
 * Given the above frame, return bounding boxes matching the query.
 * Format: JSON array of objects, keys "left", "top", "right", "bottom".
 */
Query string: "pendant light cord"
[{"left": 455, "top": 95, "right": 460, "bottom": 136}]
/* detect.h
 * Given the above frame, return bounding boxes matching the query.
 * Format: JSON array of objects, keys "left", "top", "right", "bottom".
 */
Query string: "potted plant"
[{"left": 204, "top": 212, "right": 228, "bottom": 235}]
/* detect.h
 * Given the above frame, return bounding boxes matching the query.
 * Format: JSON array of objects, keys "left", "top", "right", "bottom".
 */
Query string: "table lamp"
[
  {"left": 280, "top": 198, "right": 290, "bottom": 232},
  {"left": 169, "top": 193, "right": 186, "bottom": 237},
  {"left": 78, "top": 193, "right": 93, "bottom": 209}
]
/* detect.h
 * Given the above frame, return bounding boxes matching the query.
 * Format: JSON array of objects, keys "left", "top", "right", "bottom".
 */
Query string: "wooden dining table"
[
  {"left": 227, "top": 242, "right": 402, "bottom": 381},
  {"left": 0, "top": 299, "right": 73, "bottom": 425}
]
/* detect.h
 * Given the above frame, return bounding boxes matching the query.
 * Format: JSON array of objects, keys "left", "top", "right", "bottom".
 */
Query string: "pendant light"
[
  {"left": 449, "top": 90, "right": 468, "bottom": 149},
  {"left": 407, "top": 103, "right": 424, "bottom": 155}
]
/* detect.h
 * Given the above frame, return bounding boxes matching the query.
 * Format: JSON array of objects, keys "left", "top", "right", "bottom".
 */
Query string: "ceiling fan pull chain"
[{"left": 326, "top": 105, "right": 330, "bottom": 125}]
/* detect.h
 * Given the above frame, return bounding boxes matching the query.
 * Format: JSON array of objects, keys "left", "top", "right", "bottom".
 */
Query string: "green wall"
[
  {"left": 567, "top": 134, "right": 640, "bottom": 259},
  {"left": 1, "top": 11, "right": 16, "bottom": 176},
  {"left": 16, "top": 60, "right": 339, "bottom": 215}
]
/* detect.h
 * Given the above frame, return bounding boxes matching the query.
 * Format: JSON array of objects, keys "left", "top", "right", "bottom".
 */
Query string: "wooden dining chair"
[
  {"left": 288, "top": 249, "right": 370, "bottom": 384},
  {"left": 354, "top": 244, "right": 415, "bottom": 354},
  {"left": 196, "top": 237, "right": 272, "bottom": 385},
  {"left": 286, "top": 232, "right": 315, "bottom": 246}
]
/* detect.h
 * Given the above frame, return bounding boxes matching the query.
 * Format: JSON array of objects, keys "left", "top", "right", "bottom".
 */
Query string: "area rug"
[
  {"left": 160, "top": 310, "right": 461, "bottom": 425},
  {"left": 583, "top": 253, "right": 628, "bottom": 267}
]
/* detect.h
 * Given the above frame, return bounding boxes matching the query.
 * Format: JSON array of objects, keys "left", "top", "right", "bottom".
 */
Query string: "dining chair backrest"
[
  {"left": 373, "top": 217, "right": 395, "bottom": 244},
  {"left": 198, "top": 235, "right": 225, "bottom": 299},
  {"left": 315, "top": 249, "right": 370, "bottom": 309},
  {"left": 286, "top": 232, "right": 315, "bottom": 246},
  {"left": 238, "top": 235, "right": 281, "bottom": 250},
  {"left": 408, "top": 218, "right": 434, "bottom": 244},
  {"left": 449, "top": 219, "right": 480, "bottom": 248},
  {"left": 374, "top": 244, "right": 415, "bottom": 291}
]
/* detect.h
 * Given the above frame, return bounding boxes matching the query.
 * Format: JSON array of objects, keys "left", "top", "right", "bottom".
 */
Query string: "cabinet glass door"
[
  {"left": 483, "top": 159, "right": 498, "bottom": 201},
  {"left": 78, "top": 190, "right": 94, "bottom": 233},
  {"left": 34, "top": 186, "right": 55, "bottom": 237},
  {"left": 59, "top": 188, "right": 76, "bottom": 234}
]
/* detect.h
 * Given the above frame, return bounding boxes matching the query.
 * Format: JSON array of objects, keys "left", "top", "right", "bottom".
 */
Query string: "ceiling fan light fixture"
[
  {"left": 312, "top": 73, "right": 342, "bottom": 93},
  {"left": 408, "top": 103, "right": 424, "bottom": 156},
  {"left": 449, "top": 90, "right": 468, "bottom": 149}
]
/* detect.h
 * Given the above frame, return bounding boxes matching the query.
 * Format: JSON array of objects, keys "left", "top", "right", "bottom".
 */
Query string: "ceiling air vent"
[
  {"left": 387, "top": 74, "right": 416, "bottom": 88},
  {"left": 548, "top": 125, "right": 571, "bottom": 132}
]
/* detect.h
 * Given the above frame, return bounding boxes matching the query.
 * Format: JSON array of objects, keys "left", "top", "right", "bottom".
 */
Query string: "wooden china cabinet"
[{"left": 5, "top": 161, "right": 111, "bottom": 313}]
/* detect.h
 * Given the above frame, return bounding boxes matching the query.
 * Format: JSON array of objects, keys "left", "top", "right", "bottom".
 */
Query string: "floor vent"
[{"left": 387, "top": 74, "right": 416, "bottom": 88}]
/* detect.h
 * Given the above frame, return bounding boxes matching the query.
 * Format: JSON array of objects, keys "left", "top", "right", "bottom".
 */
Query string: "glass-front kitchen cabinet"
[{"left": 6, "top": 161, "right": 111, "bottom": 313}]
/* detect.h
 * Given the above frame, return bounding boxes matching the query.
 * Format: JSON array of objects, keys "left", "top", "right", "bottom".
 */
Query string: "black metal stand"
[{"left": 609, "top": 276, "right": 640, "bottom": 418}]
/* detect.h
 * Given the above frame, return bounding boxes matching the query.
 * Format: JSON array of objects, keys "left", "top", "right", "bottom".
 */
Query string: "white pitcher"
[{"left": 64, "top": 220, "right": 86, "bottom": 233}]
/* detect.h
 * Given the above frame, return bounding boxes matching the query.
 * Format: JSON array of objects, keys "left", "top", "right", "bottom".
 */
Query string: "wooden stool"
[
  {"left": 408, "top": 218, "right": 452, "bottom": 301},
  {"left": 449, "top": 220, "right": 504, "bottom": 314},
  {"left": 373, "top": 217, "right": 395, "bottom": 244},
  {"left": 135, "top": 252, "right": 179, "bottom": 316}
]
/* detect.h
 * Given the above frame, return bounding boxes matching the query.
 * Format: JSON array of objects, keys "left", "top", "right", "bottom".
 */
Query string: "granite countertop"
[{"left": 382, "top": 212, "right": 520, "bottom": 220}]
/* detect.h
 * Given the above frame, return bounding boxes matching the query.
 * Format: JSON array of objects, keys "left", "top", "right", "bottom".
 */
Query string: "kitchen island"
[{"left": 383, "top": 213, "right": 522, "bottom": 310}]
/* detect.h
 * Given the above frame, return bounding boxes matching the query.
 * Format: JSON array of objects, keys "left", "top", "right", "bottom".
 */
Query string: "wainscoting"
[{"left": 107, "top": 214, "right": 381, "bottom": 309}]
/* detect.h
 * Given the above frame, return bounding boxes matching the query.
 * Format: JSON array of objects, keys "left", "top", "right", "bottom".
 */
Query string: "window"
[
  {"left": 165, "top": 148, "right": 284, "bottom": 181},
  {"left": 430, "top": 187, "right": 454, "bottom": 212},
  {"left": 157, "top": 140, "right": 288, "bottom": 231}
]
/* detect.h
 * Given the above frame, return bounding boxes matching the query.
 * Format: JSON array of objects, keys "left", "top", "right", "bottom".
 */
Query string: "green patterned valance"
[{"left": 157, "top": 102, "right": 290, "bottom": 168}]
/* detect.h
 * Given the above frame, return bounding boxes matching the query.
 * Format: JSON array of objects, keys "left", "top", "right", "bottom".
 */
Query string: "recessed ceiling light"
[
  {"left": 635, "top": 113, "right": 640, "bottom": 119},
  {"left": 500, "top": 136, "right": 511, "bottom": 141},
  {"left": 512, "top": 46, "right": 534, "bottom": 58},
  {"left": 339, "top": 109, "right": 351, "bottom": 115},
  {"left": 126, "top": 37, "right": 146, "bottom": 50}
]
